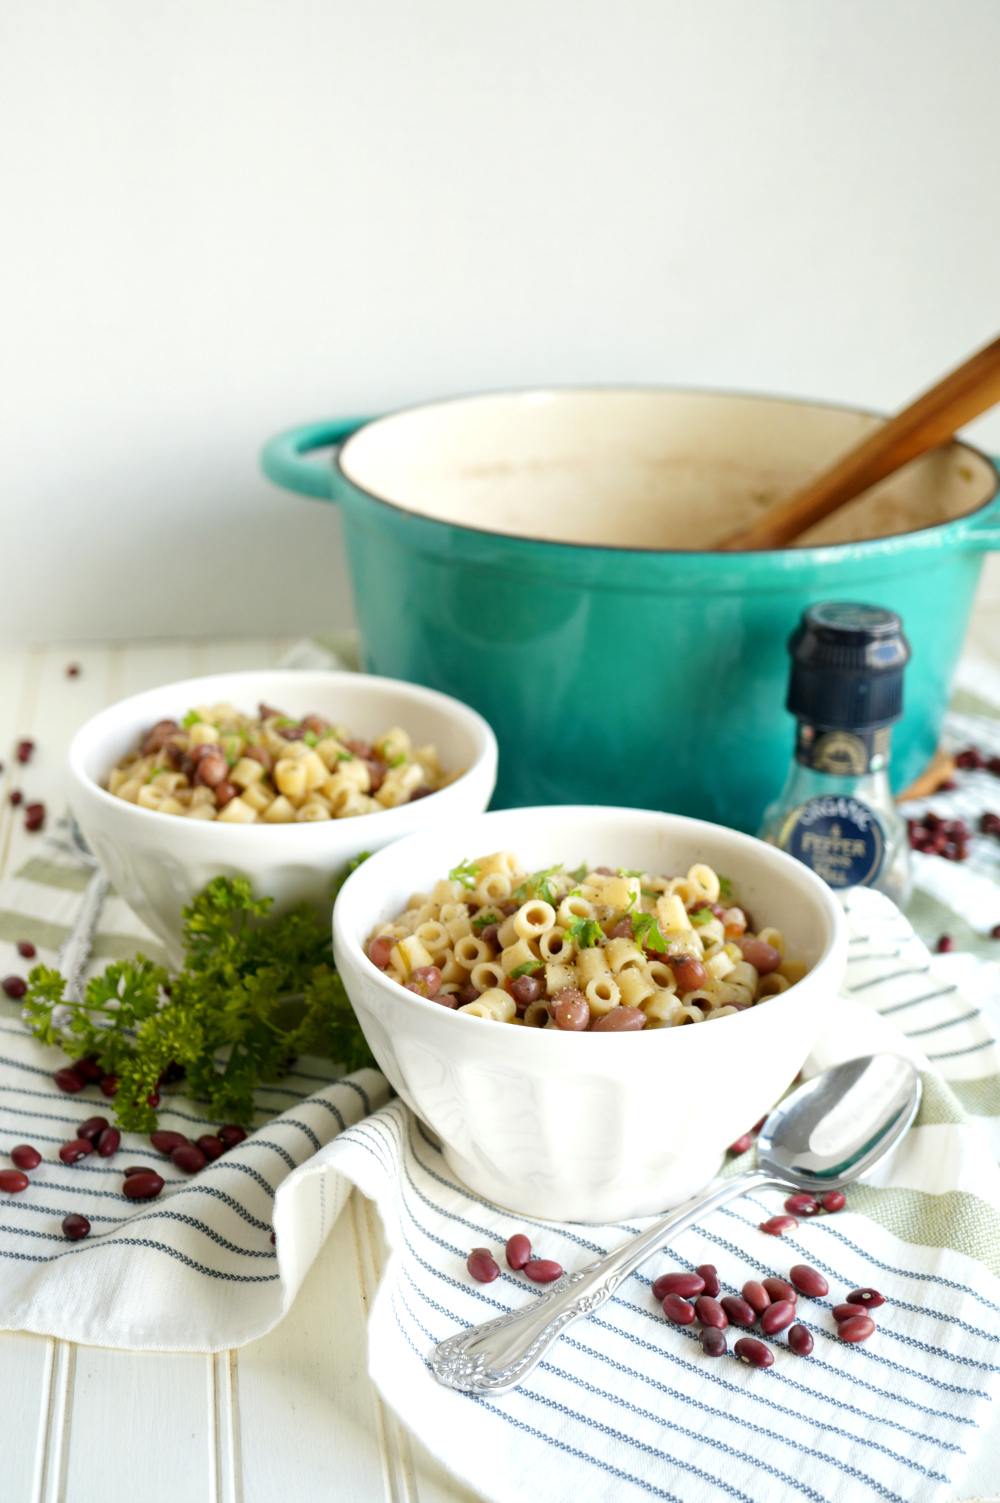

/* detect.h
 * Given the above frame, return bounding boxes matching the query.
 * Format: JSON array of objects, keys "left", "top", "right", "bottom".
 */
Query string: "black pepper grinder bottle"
[{"left": 758, "top": 602, "right": 912, "bottom": 907}]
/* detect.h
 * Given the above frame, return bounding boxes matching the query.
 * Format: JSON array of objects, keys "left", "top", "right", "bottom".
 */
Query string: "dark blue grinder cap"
[{"left": 787, "top": 602, "right": 911, "bottom": 729}]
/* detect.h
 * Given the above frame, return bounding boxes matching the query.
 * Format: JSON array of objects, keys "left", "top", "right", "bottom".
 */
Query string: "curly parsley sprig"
[{"left": 22, "top": 877, "right": 374, "bottom": 1132}]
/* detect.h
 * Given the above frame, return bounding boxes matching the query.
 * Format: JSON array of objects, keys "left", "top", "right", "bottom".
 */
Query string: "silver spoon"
[{"left": 430, "top": 1052, "right": 920, "bottom": 1394}]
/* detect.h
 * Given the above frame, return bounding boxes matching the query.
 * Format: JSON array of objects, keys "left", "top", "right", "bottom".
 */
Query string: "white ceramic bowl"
[
  {"left": 333, "top": 806, "right": 849, "bottom": 1223},
  {"left": 69, "top": 670, "right": 497, "bottom": 967}
]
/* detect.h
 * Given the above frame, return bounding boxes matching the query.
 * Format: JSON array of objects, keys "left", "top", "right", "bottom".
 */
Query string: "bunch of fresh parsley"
[{"left": 22, "top": 876, "right": 374, "bottom": 1132}]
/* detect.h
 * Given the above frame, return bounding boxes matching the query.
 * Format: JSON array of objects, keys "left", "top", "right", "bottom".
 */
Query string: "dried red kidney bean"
[
  {"left": 789, "top": 1264, "right": 829, "bottom": 1298},
  {"left": 197, "top": 1135, "right": 225, "bottom": 1161},
  {"left": 122, "top": 1170, "right": 164, "bottom": 1199},
  {"left": 668, "top": 954, "right": 708, "bottom": 992},
  {"left": 16, "top": 740, "right": 34, "bottom": 764},
  {"left": 787, "top": 1323, "right": 814, "bottom": 1356},
  {"left": 760, "top": 1215, "right": 798, "bottom": 1236},
  {"left": 956, "top": 747, "right": 984, "bottom": 769},
  {"left": 11, "top": 1144, "right": 41, "bottom": 1171},
  {"left": 146, "top": 1089, "right": 160, "bottom": 1109},
  {"left": 77, "top": 1115, "right": 110, "bottom": 1143},
  {"left": 17, "top": 941, "right": 36, "bottom": 958},
  {"left": 150, "top": 1130, "right": 188, "bottom": 1154},
  {"left": 9, "top": 789, "right": 22, "bottom": 805},
  {"left": 832, "top": 1304, "right": 861, "bottom": 1323},
  {"left": 62, "top": 1213, "right": 90, "bottom": 1240},
  {"left": 122, "top": 1165, "right": 147, "bottom": 1178},
  {"left": 73, "top": 1058, "right": 103, "bottom": 1083},
  {"left": 992, "top": 923, "right": 1000, "bottom": 940},
  {"left": 838, "top": 1314, "right": 875, "bottom": 1343},
  {"left": 760, "top": 1300, "right": 796, "bottom": 1335},
  {"left": 662, "top": 1294, "right": 696, "bottom": 1325},
  {"left": 729, "top": 1133, "right": 753, "bottom": 1155},
  {"left": 762, "top": 1278, "right": 796, "bottom": 1304},
  {"left": 820, "top": 1191, "right": 846, "bottom": 1213},
  {"left": 171, "top": 1143, "right": 207, "bottom": 1173},
  {"left": 784, "top": 1193, "right": 820, "bottom": 1217},
  {"left": 742, "top": 1280, "right": 771, "bottom": 1315},
  {"left": 752, "top": 1116, "right": 767, "bottom": 1133},
  {"left": 936, "top": 935, "right": 955, "bottom": 953},
  {"left": 99, "top": 1074, "right": 118, "bottom": 1097},
  {"left": 467, "top": 1248, "right": 500, "bottom": 1283},
  {"left": 59, "top": 1139, "right": 93, "bottom": 1164},
  {"left": 734, "top": 1336, "right": 774, "bottom": 1368},
  {"left": 53, "top": 1065, "right": 85, "bottom": 1093},
  {"left": 720, "top": 1295, "right": 756, "bottom": 1327},
  {"left": 0, "top": 1169, "right": 29, "bottom": 1193},
  {"left": 2, "top": 975, "right": 27, "bottom": 1000},
  {"left": 653, "top": 1272, "right": 705, "bottom": 1301},
  {"left": 695, "top": 1296, "right": 728, "bottom": 1330},
  {"left": 96, "top": 1127, "right": 120, "bottom": 1158},
  {"left": 66, "top": 663, "right": 81, "bottom": 677},
  {"left": 696, "top": 1263, "right": 720, "bottom": 1298},
  {"left": 505, "top": 1233, "right": 531, "bottom": 1270},
  {"left": 25, "top": 803, "right": 45, "bottom": 832},
  {"left": 218, "top": 1125, "right": 246, "bottom": 1149},
  {"left": 700, "top": 1327, "right": 727, "bottom": 1357},
  {"left": 847, "top": 1288, "right": 885, "bottom": 1308},
  {"left": 552, "top": 990, "right": 590, "bottom": 1030},
  {"left": 525, "top": 1259, "right": 563, "bottom": 1283},
  {"left": 737, "top": 936, "right": 782, "bottom": 973}
]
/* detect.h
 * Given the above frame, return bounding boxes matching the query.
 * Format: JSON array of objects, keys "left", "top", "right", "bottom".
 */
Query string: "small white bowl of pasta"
[
  {"left": 333, "top": 805, "right": 848, "bottom": 1222},
  {"left": 68, "top": 670, "right": 497, "bottom": 968}
]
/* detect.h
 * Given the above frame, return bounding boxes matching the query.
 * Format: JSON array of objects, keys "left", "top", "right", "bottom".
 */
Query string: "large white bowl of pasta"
[{"left": 333, "top": 805, "right": 848, "bottom": 1222}]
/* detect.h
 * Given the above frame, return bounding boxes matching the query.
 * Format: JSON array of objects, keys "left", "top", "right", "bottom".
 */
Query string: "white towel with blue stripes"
[{"left": 305, "top": 887, "right": 1000, "bottom": 1503}]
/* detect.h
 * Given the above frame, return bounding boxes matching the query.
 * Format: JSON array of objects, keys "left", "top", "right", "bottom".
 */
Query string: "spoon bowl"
[
  {"left": 758, "top": 1053, "right": 921, "bottom": 1192},
  {"left": 431, "top": 1053, "right": 921, "bottom": 1394}
]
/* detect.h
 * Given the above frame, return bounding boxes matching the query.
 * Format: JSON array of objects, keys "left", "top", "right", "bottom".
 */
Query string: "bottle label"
[
  {"left": 779, "top": 796, "right": 886, "bottom": 889},
  {"left": 795, "top": 723, "right": 892, "bottom": 775}
]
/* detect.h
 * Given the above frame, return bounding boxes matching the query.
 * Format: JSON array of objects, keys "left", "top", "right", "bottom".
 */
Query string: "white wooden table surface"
[{"left": 2, "top": 630, "right": 1000, "bottom": 1503}]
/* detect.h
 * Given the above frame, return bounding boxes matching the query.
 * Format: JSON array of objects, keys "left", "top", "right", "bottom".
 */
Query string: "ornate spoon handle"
[{"left": 431, "top": 1167, "right": 776, "bottom": 1394}]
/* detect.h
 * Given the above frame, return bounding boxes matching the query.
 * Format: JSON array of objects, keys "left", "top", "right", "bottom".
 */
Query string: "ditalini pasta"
[
  {"left": 106, "top": 703, "right": 459, "bottom": 822},
  {"left": 366, "top": 854, "right": 808, "bottom": 1030}
]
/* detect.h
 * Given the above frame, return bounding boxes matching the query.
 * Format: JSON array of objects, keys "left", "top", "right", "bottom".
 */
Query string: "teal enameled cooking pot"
[{"left": 261, "top": 389, "right": 1000, "bottom": 831}]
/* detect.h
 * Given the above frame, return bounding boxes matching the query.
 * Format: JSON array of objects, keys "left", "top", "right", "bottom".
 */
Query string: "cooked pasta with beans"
[
  {"left": 106, "top": 703, "right": 458, "bottom": 822},
  {"left": 366, "top": 854, "right": 808, "bottom": 1030}
]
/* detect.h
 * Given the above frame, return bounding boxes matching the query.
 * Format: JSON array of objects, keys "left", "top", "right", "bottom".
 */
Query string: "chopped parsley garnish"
[
  {"left": 565, "top": 915, "right": 605, "bottom": 949},
  {"left": 511, "top": 865, "right": 563, "bottom": 904},
  {"left": 718, "top": 876, "right": 734, "bottom": 901},
  {"left": 471, "top": 912, "right": 496, "bottom": 931},
  {"left": 690, "top": 907, "right": 714, "bottom": 927},
  {"left": 449, "top": 858, "right": 481, "bottom": 890},
  {"left": 509, "top": 960, "right": 544, "bottom": 978},
  {"left": 389, "top": 753, "right": 406, "bottom": 768},
  {"left": 181, "top": 710, "right": 201, "bottom": 729},
  {"left": 617, "top": 868, "right": 644, "bottom": 879},
  {"left": 632, "top": 911, "right": 669, "bottom": 953},
  {"left": 303, "top": 730, "right": 319, "bottom": 747},
  {"left": 570, "top": 861, "right": 589, "bottom": 883}
]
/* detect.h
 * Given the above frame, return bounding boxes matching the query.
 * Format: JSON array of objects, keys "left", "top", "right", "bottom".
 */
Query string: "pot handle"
[
  {"left": 260, "top": 417, "right": 370, "bottom": 502},
  {"left": 956, "top": 460, "right": 1000, "bottom": 548}
]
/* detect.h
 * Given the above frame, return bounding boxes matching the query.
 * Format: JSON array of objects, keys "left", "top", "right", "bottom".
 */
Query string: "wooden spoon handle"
[{"left": 717, "top": 332, "right": 1000, "bottom": 552}]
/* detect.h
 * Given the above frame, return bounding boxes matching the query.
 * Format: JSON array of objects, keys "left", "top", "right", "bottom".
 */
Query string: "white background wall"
[{"left": 2, "top": 0, "right": 1000, "bottom": 644}]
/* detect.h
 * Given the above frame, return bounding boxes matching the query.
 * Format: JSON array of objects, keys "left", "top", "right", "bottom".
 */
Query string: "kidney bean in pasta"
[{"left": 366, "top": 853, "right": 808, "bottom": 1033}]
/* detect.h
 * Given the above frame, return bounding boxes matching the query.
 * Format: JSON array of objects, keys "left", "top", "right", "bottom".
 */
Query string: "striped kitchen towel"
[
  {"left": 306, "top": 886, "right": 1000, "bottom": 1503},
  {"left": 0, "top": 831, "right": 389, "bottom": 1350}
]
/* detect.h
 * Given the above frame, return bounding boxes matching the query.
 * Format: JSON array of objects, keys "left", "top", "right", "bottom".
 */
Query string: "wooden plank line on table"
[
  {"left": 350, "top": 1188, "right": 414, "bottom": 1503},
  {"left": 39, "top": 1339, "right": 74, "bottom": 1503},
  {"left": 214, "top": 1350, "right": 241, "bottom": 1503}
]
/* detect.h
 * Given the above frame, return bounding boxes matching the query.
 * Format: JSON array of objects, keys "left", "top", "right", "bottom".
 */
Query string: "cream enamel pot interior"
[
  {"left": 68, "top": 670, "right": 497, "bottom": 968},
  {"left": 262, "top": 389, "right": 1000, "bottom": 830},
  {"left": 332, "top": 805, "right": 849, "bottom": 1222}
]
